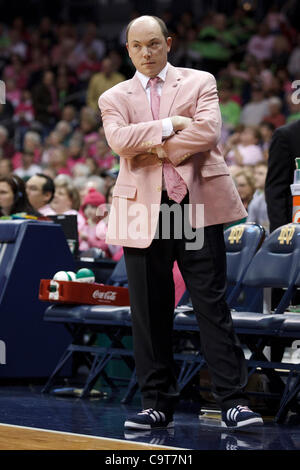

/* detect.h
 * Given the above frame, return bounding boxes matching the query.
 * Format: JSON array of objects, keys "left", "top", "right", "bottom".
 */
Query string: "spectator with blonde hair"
[
  {"left": 234, "top": 168, "right": 256, "bottom": 211},
  {"left": 42, "top": 174, "right": 85, "bottom": 232}
]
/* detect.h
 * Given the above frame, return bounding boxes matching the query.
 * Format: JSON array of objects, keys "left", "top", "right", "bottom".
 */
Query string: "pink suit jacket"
[{"left": 99, "top": 63, "right": 247, "bottom": 248}]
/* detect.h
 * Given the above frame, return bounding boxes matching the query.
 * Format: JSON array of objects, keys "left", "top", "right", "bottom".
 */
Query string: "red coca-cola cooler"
[{"left": 39, "top": 279, "right": 130, "bottom": 306}]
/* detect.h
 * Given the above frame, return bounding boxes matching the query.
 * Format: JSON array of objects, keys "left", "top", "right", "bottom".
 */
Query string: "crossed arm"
[{"left": 99, "top": 73, "right": 221, "bottom": 166}]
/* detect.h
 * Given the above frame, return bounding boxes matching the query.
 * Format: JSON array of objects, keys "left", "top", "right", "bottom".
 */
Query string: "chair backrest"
[
  {"left": 242, "top": 224, "right": 300, "bottom": 313},
  {"left": 224, "top": 223, "right": 265, "bottom": 306},
  {"left": 106, "top": 255, "right": 128, "bottom": 287},
  {"left": 177, "top": 223, "right": 265, "bottom": 309}
]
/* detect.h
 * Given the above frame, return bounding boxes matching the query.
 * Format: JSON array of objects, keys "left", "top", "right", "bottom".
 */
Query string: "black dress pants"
[{"left": 123, "top": 191, "right": 249, "bottom": 413}]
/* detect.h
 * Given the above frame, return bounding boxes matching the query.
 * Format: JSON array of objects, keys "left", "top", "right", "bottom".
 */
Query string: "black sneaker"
[
  {"left": 124, "top": 408, "right": 174, "bottom": 430},
  {"left": 221, "top": 405, "right": 264, "bottom": 430}
]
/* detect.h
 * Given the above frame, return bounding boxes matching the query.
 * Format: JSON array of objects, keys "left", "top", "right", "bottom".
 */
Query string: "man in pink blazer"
[{"left": 99, "top": 15, "right": 263, "bottom": 431}]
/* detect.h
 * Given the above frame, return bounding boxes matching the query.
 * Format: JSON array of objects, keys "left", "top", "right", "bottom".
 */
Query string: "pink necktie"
[{"left": 148, "top": 77, "right": 187, "bottom": 204}]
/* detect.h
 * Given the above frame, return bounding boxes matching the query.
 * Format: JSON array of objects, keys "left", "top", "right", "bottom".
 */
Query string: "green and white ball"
[
  {"left": 53, "top": 271, "right": 76, "bottom": 281},
  {"left": 76, "top": 268, "right": 95, "bottom": 283},
  {"left": 67, "top": 271, "right": 76, "bottom": 281}
]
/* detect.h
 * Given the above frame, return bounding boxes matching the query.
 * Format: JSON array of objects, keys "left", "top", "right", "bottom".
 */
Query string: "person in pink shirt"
[
  {"left": 247, "top": 23, "right": 274, "bottom": 62},
  {"left": 225, "top": 126, "right": 263, "bottom": 167},
  {"left": 79, "top": 187, "right": 110, "bottom": 255}
]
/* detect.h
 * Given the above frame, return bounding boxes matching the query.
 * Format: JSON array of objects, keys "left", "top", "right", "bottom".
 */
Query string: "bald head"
[
  {"left": 126, "top": 15, "right": 168, "bottom": 42},
  {"left": 126, "top": 15, "right": 172, "bottom": 78}
]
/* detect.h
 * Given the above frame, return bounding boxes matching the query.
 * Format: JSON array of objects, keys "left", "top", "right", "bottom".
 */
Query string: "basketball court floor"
[{"left": 0, "top": 381, "right": 300, "bottom": 451}]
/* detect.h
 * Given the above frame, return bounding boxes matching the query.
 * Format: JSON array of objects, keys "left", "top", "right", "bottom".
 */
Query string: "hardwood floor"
[{"left": 0, "top": 423, "right": 175, "bottom": 450}]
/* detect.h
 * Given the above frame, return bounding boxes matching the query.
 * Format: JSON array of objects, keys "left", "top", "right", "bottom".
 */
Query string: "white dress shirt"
[{"left": 136, "top": 62, "right": 174, "bottom": 138}]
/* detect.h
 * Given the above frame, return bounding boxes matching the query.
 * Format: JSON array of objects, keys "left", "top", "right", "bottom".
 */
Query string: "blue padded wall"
[{"left": 0, "top": 220, "right": 75, "bottom": 378}]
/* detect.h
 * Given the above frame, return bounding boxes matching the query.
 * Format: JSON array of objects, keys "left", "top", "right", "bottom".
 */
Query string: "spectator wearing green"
[
  {"left": 219, "top": 79, "right": 241, "bottom": 132},
  {"left": 189, "top": 13, "right": 238, "bottom": 75}
]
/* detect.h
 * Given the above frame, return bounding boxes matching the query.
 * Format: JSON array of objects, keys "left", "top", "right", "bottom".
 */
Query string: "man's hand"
[
  {"left": 170, "top": 115, "right": 193, "bottom": 132},
  {"left": 152, "top": 116, "right": 193, "bottom": 161}
]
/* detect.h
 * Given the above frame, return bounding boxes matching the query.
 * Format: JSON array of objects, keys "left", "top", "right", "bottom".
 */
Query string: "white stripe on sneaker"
[
  {"left": 228, "top": 408, "right": 235, "bottom": 421},
  {"left": 152, "top": 411, "right": 160, "bottom": 422},
  {"left": 124, "top": 420, "right": 151, "bottom": 429}
]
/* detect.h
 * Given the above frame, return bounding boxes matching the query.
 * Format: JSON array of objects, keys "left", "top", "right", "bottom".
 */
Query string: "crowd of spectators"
[{"left": 0, "top": 3, "right": 299, "bottom": 251}]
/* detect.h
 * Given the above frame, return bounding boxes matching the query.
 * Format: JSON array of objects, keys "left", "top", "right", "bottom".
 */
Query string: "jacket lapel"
[
  {"left": 125, "top": 74, "right": 153, "bottom": 122},
  {"left": 159, "top": 64, "right": 182, "bottom": 119}
]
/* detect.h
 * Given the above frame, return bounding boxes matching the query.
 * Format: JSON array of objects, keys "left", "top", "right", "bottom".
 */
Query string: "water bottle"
[{"left": 291, "top": 158, "right": 300, "bottom": 223}]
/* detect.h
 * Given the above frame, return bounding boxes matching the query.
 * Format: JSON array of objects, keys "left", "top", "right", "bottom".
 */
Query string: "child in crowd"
[
  {"left": 224, "top": 126, "right": 263, "bottom": 167},
  {"left": 79, "top": 187, "right": 109, "bottom": 255}
]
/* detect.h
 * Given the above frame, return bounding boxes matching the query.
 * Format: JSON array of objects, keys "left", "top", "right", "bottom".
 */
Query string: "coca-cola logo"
[{"left": 92, "top": 290, "right": 117, "bottom": 301}]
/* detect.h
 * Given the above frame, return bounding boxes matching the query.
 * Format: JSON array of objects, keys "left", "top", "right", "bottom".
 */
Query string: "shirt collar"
[{"left": 136, "top": 62, "right": 169, "bottom": 90}]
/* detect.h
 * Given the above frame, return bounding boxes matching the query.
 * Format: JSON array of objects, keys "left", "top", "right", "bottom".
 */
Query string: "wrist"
[{"left": 170, "top": 116, "right": 179, "bottom": 132}]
